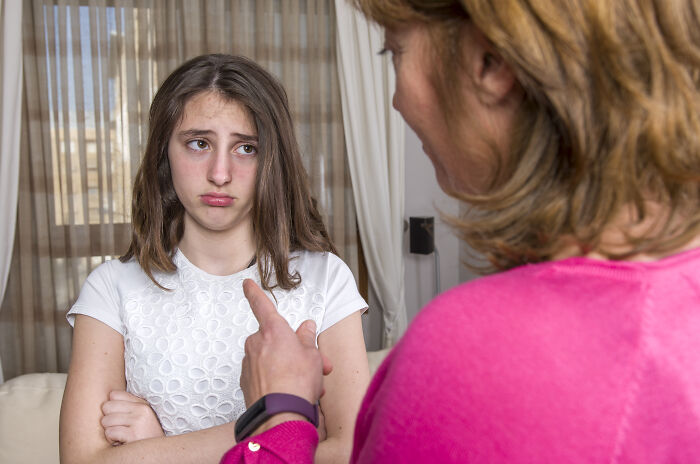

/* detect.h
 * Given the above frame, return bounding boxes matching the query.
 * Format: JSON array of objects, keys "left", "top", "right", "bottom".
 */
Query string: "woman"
[
  {"left": 59, "top": 54, "right": 369, "bottom": 464},
  {"left": 222, "top": 0, "right": 700, "bottom": 462}
]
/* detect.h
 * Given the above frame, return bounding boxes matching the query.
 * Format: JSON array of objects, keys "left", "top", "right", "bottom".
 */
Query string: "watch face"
[
  {"left": 248, "top": 397, "right": 267, "bottom": 417},
  {"left": 235, "top": 396, "right": 268, "bottom": 440}
]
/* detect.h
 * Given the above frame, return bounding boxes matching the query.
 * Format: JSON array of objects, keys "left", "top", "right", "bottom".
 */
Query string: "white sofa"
[
  {"left": 0, "top": 372, "right": 67, "bottom": 464},
  {"left": 0, "top": 348, "right": 391, "bottom": 464}
]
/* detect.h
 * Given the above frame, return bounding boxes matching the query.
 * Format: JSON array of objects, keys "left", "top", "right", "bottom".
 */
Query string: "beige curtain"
[{"left": 0, "top": 0, "right": 357, "bottom": 381}]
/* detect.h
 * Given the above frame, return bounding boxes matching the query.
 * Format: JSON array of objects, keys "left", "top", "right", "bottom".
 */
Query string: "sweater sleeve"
[{"left": 219, "top": 421, "right": 319, "bottom": 464}]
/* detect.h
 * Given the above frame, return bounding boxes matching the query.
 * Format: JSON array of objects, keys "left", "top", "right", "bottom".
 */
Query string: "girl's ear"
[{"left": 467, "top": 28, "right": 518, "bottom": 106}]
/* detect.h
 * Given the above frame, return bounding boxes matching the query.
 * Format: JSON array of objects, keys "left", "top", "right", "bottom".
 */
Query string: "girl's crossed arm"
[{"left": 60, "top": 315, "right": 238, "bottom": 464}]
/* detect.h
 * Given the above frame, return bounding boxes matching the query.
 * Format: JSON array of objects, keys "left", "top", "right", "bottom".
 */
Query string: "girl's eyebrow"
[{"left": 177, "top": 128, "right": 258, "bottom": 141}]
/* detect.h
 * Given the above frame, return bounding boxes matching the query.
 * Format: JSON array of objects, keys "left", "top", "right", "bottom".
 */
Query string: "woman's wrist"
[
  {"left": 251, "top": 412, "right": 308, "bottom": 437},
  {"left": 236, "top": 392, "right": 319, "bottom": 442}
]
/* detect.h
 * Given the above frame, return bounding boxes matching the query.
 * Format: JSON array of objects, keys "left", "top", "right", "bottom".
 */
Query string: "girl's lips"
[{"left": 200, "top": 194, "right": 234, "bottom": 207}]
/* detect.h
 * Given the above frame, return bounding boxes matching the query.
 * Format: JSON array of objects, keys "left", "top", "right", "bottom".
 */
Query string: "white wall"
[
  {"left": 403, "top": 128, "right": 478, "bottom": 322},
  {"left": 363, "top": 127, "right": 481, "bottom": 350}
]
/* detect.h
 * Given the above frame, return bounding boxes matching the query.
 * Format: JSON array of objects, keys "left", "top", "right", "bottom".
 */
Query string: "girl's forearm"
[
  {"left": 315, "top": 436, "right": 353, "bottom": 464},
  {"left": 64, "top": 421, "right": 237, "bottom": 464}
]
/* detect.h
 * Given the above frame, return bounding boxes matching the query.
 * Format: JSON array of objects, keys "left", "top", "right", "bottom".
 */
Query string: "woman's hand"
[
  {"left": 100, "top": 390, "right": 165, "bottom": 445},
  {"left": 240, "top": 279, "right": 333, "bottom": 408}
]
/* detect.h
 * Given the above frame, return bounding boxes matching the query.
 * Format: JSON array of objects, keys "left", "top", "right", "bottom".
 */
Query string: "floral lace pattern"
[{"left": 123, "top": 251, "right": 325, "bottom": 435}]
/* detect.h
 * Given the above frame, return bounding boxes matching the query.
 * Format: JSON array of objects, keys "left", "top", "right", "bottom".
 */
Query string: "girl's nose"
[{"left": 207, "top": 151, "right": 232, "bottom": 185}]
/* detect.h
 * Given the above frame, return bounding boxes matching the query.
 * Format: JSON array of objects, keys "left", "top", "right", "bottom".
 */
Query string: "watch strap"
[{"left": 235, "top": 393, "right": 319, "bottom": 442}]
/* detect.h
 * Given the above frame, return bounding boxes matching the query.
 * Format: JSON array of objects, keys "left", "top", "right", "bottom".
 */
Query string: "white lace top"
[{"left": 67, "top": 250, "right": 367, "bottom": 435}]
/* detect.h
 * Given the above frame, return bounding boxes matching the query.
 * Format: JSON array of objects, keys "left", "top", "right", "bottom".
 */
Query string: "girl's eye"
[
  {"left": 187, "top": 139, "right": 209, "bottom": 151},
  {"left": 235, "top": 144, "right": 257, "bottom": 155}
]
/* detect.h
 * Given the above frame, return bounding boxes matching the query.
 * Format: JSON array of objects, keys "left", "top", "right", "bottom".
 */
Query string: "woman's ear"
[{"left": 468, "top": 29, "right": 517, "bottom": 105}]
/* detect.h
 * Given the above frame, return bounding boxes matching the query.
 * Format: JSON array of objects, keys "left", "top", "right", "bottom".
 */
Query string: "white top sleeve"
[
  {"left": 319, "top": 252, "right": 368, "bottom": 332},
  {"left": 66, "top": 260, "right": 124, "bottom": 335}
]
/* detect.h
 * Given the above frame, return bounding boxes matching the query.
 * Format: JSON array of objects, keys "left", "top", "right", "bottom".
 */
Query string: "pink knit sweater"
[{"left": 223, "top": 248, "right": 700, "bottom": 463}]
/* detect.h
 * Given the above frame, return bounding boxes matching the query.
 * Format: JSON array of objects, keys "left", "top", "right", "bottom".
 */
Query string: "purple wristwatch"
[{"left": 234, "top": 393, "right": 319, "bottom": 442}]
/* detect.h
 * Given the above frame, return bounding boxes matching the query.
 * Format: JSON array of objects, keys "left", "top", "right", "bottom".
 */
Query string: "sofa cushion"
[
  {"left": 367, "top": 347, "right": 392, "bottom": 376},
  {"left": 0, "top": 373, "right": 66, "bottom": 464}
]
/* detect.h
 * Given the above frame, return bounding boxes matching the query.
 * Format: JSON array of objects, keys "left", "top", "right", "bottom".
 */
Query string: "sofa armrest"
[{"left": 0, "top": 373, "right": 66, "bottom": 464}]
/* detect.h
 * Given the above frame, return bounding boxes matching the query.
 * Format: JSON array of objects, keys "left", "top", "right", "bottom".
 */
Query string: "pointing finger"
[
  {"left": 243, "top": 279, "right": 278, "bottom": 332},
  {"left": 295, "top": 319, "right": 317, "bottom": 348}
]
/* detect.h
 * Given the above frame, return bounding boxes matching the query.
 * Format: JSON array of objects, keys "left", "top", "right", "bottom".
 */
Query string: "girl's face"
[{"left": 168, "top": 91, "right": 258, "bottom": 240}]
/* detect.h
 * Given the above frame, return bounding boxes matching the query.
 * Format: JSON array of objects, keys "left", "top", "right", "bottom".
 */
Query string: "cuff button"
[{"left": 248, "top": 441, "right": 261, "bottom": 452}]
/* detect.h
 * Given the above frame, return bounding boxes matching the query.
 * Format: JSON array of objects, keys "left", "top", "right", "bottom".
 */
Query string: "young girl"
[{"left": 59, "top": 54, "right": 370, "bottom": 464}]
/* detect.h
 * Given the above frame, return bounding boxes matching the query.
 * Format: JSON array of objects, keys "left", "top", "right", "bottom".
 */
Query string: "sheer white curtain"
[
  {"left": 334, "top": 0, "right": 406, "bottom": 347},
  {"left": 0, "top": 0, "right": 23, "bottom": 384}
]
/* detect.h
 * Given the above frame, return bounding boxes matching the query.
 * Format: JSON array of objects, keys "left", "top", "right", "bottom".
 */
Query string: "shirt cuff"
[{"left": 220, "top": 421, "right": 319, "bottom": 464}]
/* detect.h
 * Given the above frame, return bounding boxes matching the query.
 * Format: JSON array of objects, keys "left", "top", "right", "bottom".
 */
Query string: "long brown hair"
[
  {"left": 355, "top": 0, "right": 700, "bottom": 271},
  {"left": 122, "top": 54, "right": 336, "bottom": 290}
]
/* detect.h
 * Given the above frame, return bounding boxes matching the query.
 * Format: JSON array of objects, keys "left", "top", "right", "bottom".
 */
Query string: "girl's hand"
[{"left": 100, "top": 390, "right": 165, "bottom": 445}]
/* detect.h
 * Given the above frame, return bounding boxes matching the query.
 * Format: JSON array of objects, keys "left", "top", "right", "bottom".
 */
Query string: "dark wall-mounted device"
[{"left": 409, "top": 216, "right": 435, "bottom": 255}]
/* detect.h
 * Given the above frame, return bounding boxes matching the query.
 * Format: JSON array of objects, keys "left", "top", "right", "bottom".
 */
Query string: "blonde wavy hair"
[{"left": 355, "top": 0, "right": 700, "bottom": 271}]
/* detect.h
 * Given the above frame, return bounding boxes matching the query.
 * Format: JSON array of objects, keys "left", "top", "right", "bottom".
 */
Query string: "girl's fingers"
[
  {"left": 100, "top": 412, "right": 131, "bottom": 428},
  {"left": 100, "top": 399, "right": 165, "bottom": 444},
  {"left": 103, "top": 425, "right": 130, "bottom": 444},
  {"left": 102, "top": 399, "right": 139, "bottom": 415},
  {"left": 109, "top": 390, "right": 147, "bottom": 403}
]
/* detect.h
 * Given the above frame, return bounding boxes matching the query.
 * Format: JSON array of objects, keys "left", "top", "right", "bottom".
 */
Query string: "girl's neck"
[{"left": 177, "top": 221, "right": 256, "bottom": 276}]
